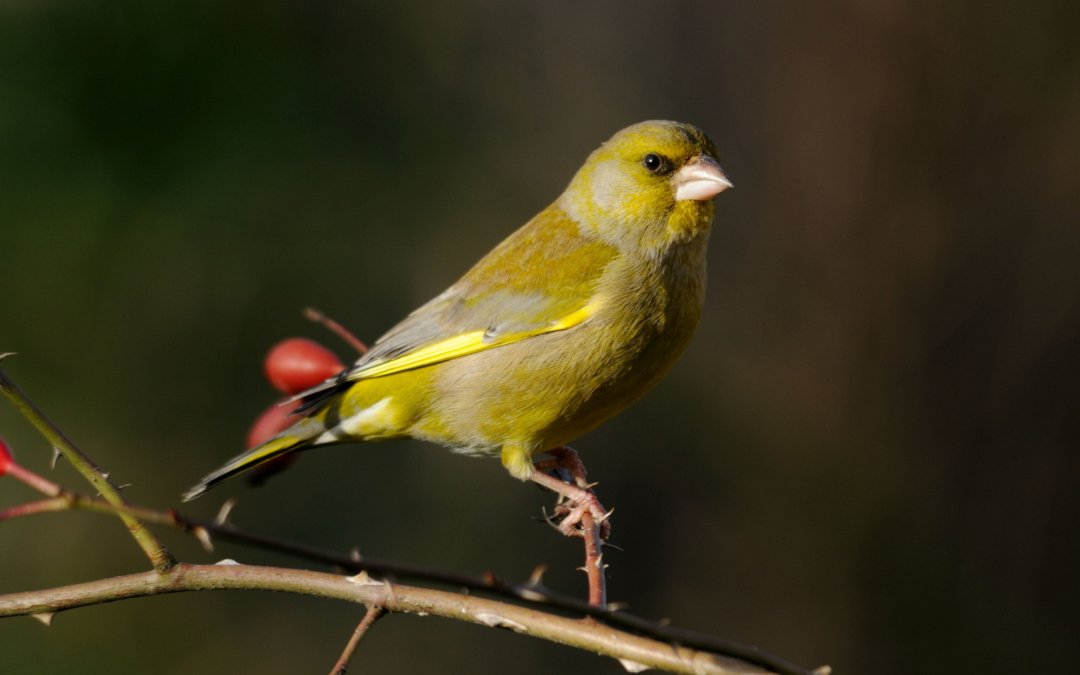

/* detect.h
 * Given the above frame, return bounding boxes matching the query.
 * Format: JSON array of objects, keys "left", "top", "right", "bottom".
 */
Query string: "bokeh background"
[{"left": 2, "top": 1, "right": 1078, "bottom": 673}]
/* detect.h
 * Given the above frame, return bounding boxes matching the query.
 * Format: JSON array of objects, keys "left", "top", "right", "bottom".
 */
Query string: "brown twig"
[
  {"left": 579, "top": 511, "right": 607, "bottom": 607},
  {"left": 329, "top": 604, "right": 384, "bottom": 675},
  {"left": 0, "top": 496, "right": 69, "bottom": 521},
  {"left": 304, "top": 307, "right": 369, "bottom": 355},
  {"left": 0, "top": 563, "right": 787, "bottom": 675},
  {"left": 0, "top": 357, "right": 176, "bottom": 572}
]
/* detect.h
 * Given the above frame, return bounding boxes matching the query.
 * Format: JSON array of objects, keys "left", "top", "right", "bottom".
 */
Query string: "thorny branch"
[
  {"left": 0, "top": 564, "right": 804, "bottom": 675},
  {"left": 0, "top": 359, "right": 826, "bottom": 675},
  {"left": 0, "top": 483, "right": 815, "bottom": 675},
  {"left": 0, "top": 356, "right": 176, "bottom": 572}
]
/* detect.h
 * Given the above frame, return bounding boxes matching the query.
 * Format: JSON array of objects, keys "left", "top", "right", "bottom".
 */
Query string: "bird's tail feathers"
[
  {"left": 292, "top": 380, "right": 353, "bottom": 416},
  {"left": 183, "top": 433, "right": 307, "bottom": 502}
]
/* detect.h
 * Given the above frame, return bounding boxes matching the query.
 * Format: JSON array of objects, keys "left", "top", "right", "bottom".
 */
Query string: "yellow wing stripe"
[
  {"left": 353, "top": 297, "right": 604, "bottom": 380},
  {"left": 549, "top": 300, "right": 600, "bottom": 330},
  {"left": 356, "top": 331, "right": 487, "bottom": 378}
]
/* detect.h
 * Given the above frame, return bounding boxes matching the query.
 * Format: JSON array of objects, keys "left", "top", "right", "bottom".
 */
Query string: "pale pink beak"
[{"left": 672, "top": 156, "right": 732, "bottom": 202}]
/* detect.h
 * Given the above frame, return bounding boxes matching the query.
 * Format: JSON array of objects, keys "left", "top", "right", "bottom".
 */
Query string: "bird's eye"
[{"left": 643, "top": 153, "right": 664, "bottom": 173}]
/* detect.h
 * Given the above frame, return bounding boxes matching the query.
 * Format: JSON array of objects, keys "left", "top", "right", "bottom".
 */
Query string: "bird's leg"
[
  {"left": 529, "top": 446, "right": 609, "bottom": 606},
  {"left": 534, "top": 446, "right": 591, "bottom": 489}
]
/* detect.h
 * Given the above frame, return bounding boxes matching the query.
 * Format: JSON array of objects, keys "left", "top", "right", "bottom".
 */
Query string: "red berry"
[
  {"left": 0, "top": 436, "right": 14, "bottom": 477},
  {"left": 244, "top": 398, "right": 302, "bottom": 486},
  {"left": 264, "top": 338, "right": 345, "bottom": 396}
]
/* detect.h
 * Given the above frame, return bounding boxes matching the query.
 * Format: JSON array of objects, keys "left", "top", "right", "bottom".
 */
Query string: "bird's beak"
[{"left": 672, "top": 156, "right": 733, "bottom": 202}]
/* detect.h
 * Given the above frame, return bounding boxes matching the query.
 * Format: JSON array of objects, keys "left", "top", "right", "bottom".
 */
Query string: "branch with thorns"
[{"left": 0, "top": 355, "right": 826, "bottom": 675}]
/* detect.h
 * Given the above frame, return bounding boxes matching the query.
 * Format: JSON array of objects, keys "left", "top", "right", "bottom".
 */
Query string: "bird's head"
[{"left": 560, "top": 120, "right": 732, "bottom": 253}]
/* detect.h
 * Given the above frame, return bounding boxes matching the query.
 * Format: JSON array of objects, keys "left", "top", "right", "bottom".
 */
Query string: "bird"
[{"left": 184, "top": 120, "right": 731, "bottom": 535}]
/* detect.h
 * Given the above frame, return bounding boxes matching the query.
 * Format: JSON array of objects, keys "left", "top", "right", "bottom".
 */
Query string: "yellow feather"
[{"left": 353, "top": 297, "right": 606, "bottom": 380}]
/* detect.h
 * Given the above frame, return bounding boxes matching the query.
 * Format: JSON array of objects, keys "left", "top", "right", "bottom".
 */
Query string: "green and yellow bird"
[{"left": 184, "top": 120, "right": 731, "bottom": 529}]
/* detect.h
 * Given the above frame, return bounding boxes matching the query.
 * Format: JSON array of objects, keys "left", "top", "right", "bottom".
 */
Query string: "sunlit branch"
[{"left": 0, "top": 564, "right": 785, "bottom": 675}]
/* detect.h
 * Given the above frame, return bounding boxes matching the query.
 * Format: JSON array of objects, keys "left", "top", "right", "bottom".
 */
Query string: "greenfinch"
[{"left": 184, "top": 120, "right": 731, "bottom": 523}]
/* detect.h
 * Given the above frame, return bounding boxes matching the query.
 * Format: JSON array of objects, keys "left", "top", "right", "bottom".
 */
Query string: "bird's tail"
[
  {"left": 183, "top": 429, "right": 312, "bottom": 502},
  {"left": 184, "top": 379, "right": 401, "bottom": 501}
]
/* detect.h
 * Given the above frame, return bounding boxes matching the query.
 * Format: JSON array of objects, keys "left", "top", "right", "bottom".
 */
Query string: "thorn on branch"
[
  {"left": 347, "top": 571, "right": 381, "bottom": 587},
  {"left": 617, "top": 657, "right": 651, "bottom": 673},
  {"left": 475, "top": 613, "right": 527, "bottom": 632},
  {"left": 382, "top": 578, "right": 397, "bottom": 606},
  {"left": 31, "top": 612, "right": 55, "bottom": 626},
  {"left": 215, "top": 498, "right": 238, "bottom": 526},
  {"left": 519, "top": 566, "right": 550, "bottom": 601},
  {"left": 527, "top": 565, "right": 547, "bottom": 587},
  {"left": 519, "top": 588, "right": 547, "bottom": 602},
  {"left": 193, "top": 526, "right": 214, "bottom": 552}
]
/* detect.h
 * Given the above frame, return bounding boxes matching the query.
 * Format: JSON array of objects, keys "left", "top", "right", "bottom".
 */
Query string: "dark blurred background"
[{"left": 2, "top": 1, "right": 1078, "bottom": 673}]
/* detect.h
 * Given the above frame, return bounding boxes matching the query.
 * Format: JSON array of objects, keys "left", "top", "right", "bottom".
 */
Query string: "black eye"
[{"left": 643, "top": 153, "right": 664, "bottom": 172}]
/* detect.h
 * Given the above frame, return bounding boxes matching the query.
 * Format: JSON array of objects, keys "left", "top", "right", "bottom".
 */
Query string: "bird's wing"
[
  {"left": 350, "top": 290, "right": 603, "bottom": 379},
  {"left": 294, "top": 206, "right": 618, "bottom": 400}
]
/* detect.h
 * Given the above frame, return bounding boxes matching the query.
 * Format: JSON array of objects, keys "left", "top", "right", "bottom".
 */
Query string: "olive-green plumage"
[{"left": 184, "top": 121, "right": 730, "bottom": 501}]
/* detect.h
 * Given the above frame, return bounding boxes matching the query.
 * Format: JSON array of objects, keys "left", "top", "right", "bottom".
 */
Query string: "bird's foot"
[
  {"left": 547, "top": 495, "right": 612, "bottom": 539},
  {"left": 531, "top": 446, "right": 611, "bottom": 540},
  {"left": 530, "top": 446, "right": 610, "bottom": 606}
]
